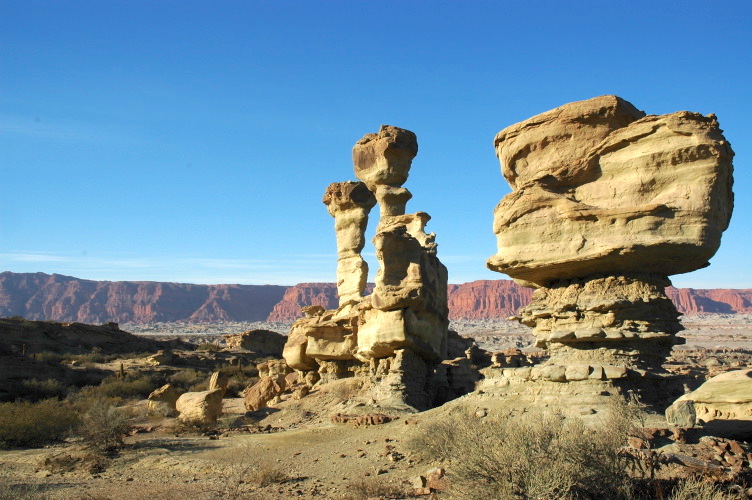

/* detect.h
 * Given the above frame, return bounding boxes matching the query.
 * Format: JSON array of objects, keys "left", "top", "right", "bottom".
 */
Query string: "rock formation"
[
  {"left": 280, "top": 125, "right": 454, "bottom": 409},
  {"left": 147, "top": 384, "right": 182, "bottom": 417},
  {"left": 3, "top": 272, "right": 750, "bottom": 323},
  {"left": 222, "top": 329, "right": 286, "bottom": 356},
  {"left": 175, "top": 389, "right": 224, "bottom": 425},
  {"left": 672, "top": 369, "right": 752, "bottom": 439},
  {"left": 486, "top": 95, "right": 734, "bottom": 402}
]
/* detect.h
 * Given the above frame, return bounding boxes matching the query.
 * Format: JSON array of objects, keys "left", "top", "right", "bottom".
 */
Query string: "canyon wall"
[{"left": 1, "top": 272, "right": 749, "bottom": 324}]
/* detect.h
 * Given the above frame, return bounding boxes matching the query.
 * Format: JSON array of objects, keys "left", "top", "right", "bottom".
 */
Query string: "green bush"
[
  {"left": 0, "top": 400, "right": 79, "bottom": 448},
  {"left": 196, "top": 342, "right": 221, "bottom": 352},
  {"left": 93, "top": 375, "right": 156, "bottom": 399},
  {"left": 20, "top": 378, "right": 69, "bottom": 400}
]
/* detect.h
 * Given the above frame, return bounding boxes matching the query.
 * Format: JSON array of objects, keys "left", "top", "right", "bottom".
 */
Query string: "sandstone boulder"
[
  {"left": 244, "top": 376, "right": 286, "bottom": 412},
  {"left": 488, "top": 96, "right": 734, "bottom": 286},
  {"left": 175, "top": 389, "right": 223, "bottom": 424},
  {"left": 676, "top": 369, "right": 752, "bottom": 423},
  {"left": 147, "top": 384, "right": 181, "bottom": 417}
]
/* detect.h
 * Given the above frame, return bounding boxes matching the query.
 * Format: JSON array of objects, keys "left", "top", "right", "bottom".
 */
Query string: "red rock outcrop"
[
  {"left": 1, "top": 272, "right": 749, "bottom": 323},
  {"left": 0, "top": 272, "right": 286, "bottom": 324},
  {"left": 447, "top": 280, "right": 533, "bottom": 320},
  {"left": 265, "top": 283, "right": 340, "bottom": 322},
  {"left": 666, "top": 287, "right": 752, "bottom": 315}
]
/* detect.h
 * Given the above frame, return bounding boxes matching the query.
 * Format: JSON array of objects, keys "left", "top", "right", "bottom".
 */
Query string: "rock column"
[{"left": 323, "top": 181, "right": 376, "bottom": 308}]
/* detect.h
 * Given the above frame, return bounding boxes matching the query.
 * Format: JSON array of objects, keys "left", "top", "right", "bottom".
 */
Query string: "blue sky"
[{"left": 1, "top": 1, "right": 750, "bottom": 288}]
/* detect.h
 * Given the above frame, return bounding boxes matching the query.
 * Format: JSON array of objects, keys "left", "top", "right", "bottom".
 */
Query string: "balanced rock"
[
  {"left": 281, "top": 125, "right": 452, "bottom": 410},
  {"left": 488, "top": 96, "right": 734, "bottom": 286},
  {"left": 487, "top": 95, "right": 734, "bottom": 377},
  {"left": 175, "top": 389, "right": 223, "bottom": 424}
]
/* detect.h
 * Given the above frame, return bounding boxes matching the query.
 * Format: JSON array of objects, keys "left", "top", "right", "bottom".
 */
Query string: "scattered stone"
[{"left": 175, "top": 389, "right": 223, "bottom": 424}]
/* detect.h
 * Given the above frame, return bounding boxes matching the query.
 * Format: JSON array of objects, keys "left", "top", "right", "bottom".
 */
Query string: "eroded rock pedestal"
[
  {"left": 281, "top": 125, "right": 461, "bottom": 410},
  {"left": 485, "top": 95, "right": 734, "bottom": 406}
]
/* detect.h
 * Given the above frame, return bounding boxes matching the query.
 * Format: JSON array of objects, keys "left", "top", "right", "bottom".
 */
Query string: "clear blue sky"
[{"left": 1, "top": 1, "right": 750, "bottom": 288}]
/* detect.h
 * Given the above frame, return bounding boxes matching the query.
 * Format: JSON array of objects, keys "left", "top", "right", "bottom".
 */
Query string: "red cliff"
[{"left": 1, "top": 273, "right": 749, "bottom": 324}]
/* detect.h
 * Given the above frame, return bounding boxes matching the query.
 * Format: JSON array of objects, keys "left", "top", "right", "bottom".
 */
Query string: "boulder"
[
  {"left": 244, "top": 376, "right": 285, "bottom": 412},
  {"left": 666, "top": 400, "right": 696, "bottom": 428},
  {"left": 488, "top": 97, "right": 734, "bottom": 286},
  {"left": 676, "top": 369, "right": 752, "bottom": 424},
  {"left": 222, "top": 329, "right": 286, "bottom": 356},
  {"left": 175, "top": 389, "right": 223, "bottom": 424},
  {"left": 147, "top": 384, "right": 181, "bottom": 417}
]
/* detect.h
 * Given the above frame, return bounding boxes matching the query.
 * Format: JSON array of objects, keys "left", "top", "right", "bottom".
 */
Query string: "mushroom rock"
[
  {"left": 486, "top": 95, "right": 734, "bottom": 402},
  {"left": 353, "top": 125, "right": 417, "bottom": 217}
]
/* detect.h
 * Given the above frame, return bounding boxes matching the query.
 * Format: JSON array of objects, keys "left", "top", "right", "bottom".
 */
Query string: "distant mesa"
[{"left": 0, "top": 271, "right": 750, "bottom": 324}]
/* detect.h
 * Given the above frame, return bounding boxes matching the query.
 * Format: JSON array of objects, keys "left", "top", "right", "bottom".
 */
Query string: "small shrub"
[
  {"left": 247, "top": 465, "right": 291, "bottom": 487},
  {"left": 0, "top": 475, "right": 46, "bottom": 500},
  {"left": 669, "top": 476, "right": 734, "bottom": 500},
  {"left": 409, "top": 400, "right": 641, "bottom": 500},
  {"left": 0, "top": 400, "right": 79, "bottom": 448},
  {"left": 20, "top": 378, "right": 69, "bottom": 400},
  {"left": 93, "top": 375, "right": 156, "bottom": 399},
  {"left": 75, "top": 399, "right": 132, "bottom": 452},
  {"left": 196, "top": 343, "right": 221, "bottom": 352},
  {"left": 168, "top": 369, "right": 209, "bottom": 391}
]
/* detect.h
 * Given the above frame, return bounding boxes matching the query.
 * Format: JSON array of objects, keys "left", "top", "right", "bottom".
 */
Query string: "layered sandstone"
[
  {"left": 280, "top": 125, "right": 452, "bottom": 409},
  {"left": 486, "top": 95, "right": 735, "bottom": 395},
  {"left": 488, "top": 96, "right": 734, "bottom": 287}
]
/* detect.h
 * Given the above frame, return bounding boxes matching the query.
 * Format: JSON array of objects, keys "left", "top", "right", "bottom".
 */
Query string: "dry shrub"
[
  {"left": 247, "top": 465, "right": 292, "bottom": 487},
  {"left": 409, "top": 400, "right": 641, "bottom": 499},
  {"left": 669, "top": 476, "right": 735, "bottom": 500},
  {"left": 0, "top": 474, "right": 46, "bottom": 500},
  {"left": 0, "top": 399, "right": 79, "bottom": 448},
  {"left": 75, "top": 398, "right": 132, "bottom": 452}
]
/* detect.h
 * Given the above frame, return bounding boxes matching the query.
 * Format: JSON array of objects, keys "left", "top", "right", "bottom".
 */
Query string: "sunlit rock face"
[
  {"left": 488, "top": 95, "right": 734, "bottom": 373},
  {"left": 281, "top": 125, "right": 453, "bottom": 410},
  {"left": 488, "top": 95, "right": 734, "bottom": 287}
]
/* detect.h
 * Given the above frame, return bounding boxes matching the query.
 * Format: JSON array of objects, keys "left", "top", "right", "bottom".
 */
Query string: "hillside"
[{"left": 1, "top": 272, "right": 750, "bottom": 324}]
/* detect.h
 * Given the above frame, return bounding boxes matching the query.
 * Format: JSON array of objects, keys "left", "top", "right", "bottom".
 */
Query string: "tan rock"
[
  {"left": 147, "top": 384, "right": 181, "bottom": 417},
  {"left": 244, "top": 376, "right": 285, "bottom": 412},
  {"left": 208, "top": 371, "right": 229, "bottom": 397},
  {"left": 323, "top": 181, "right": 376, "bottom": 306},
  {"left": 676, "top": 369, "right": 752, "bottom": 422},
  {"left": 488, "top": 97, "right": 734, "bottom": 286},
  {"left": 282, "top": 321, "right": 317, "bottom": 371},
  {"left": 175, "top": 389, "right": 223, "bottom": 424},
  {"left": 222, "top": 329, "right": 286, "bottom": 356}
]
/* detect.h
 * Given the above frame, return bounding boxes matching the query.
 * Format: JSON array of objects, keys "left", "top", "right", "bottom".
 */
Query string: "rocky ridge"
[{"left": 1, "top": 272, "right": 750, "bottom": 324}]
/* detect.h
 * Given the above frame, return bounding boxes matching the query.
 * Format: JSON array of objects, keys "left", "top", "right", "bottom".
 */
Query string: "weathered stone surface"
[
  {"left": 175, "top": 389, "right": 223, "bottom": 424},
  {"left": 676, "top": 369, "right": 752, "bottom": 423},
  {"left": 323, "top": 181, "right": 377, "bottom": 307},
  {"left": 353, "top": 125, "right": 417, "bottom": 194},
  {"left": 666, "top": 400, "right": 696, "bottom": 428},
  {"left": 281, "top": 125, "right": 450, "bottom": 410},
  {"left": 519, "top": 273, "right": 684, "bottom": 369},
  {"left": 244, "top": 376, "right": 286, "bottom": 412},
  {"left": 147, "top": 384, "right": 181, "bottom": 417},
  {"left": 208, "top": 371, "right": 229, "bottom": 397},
  {"left": 222, "top": 329, "right": 286, "bottom": 356},
  {"left": 488, "top": 97, "right": 734, "bottom": 286},
  {"left": 487, "top": 95, "right": 734, "bottom": 384}
]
